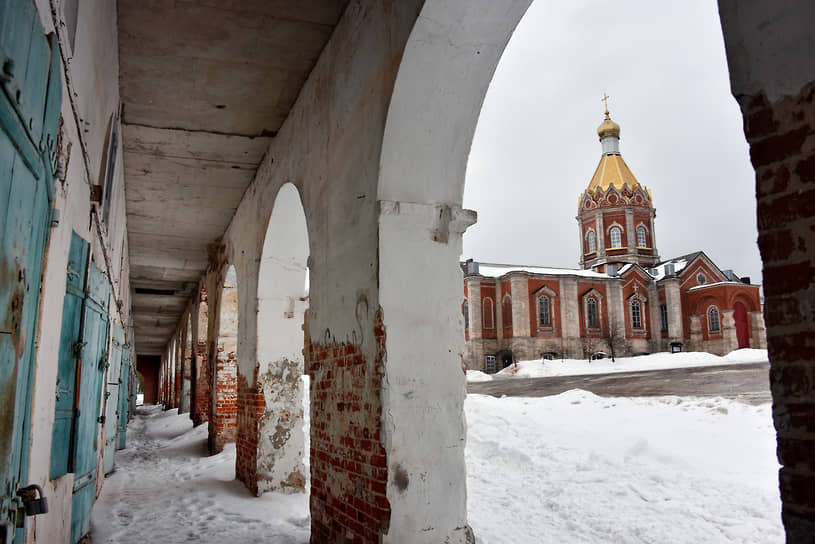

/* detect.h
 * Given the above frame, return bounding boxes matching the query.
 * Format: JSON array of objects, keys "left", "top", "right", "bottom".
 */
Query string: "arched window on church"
[
  {"left": 463, "top": 300, "right": 469, "bottom": 330},
  {"left": 587, "top": 297, "right": 598, "bottom": 328},
  {"left": 708, "top": 306, "right": 720, "bottom": 332},
  {"left": 636, "top": 226, "right": 647, "bottom": 247},
  {"left": 502, "top": 295, "right": 513, "bottom": 329},
  {"left": 586, "top": 230, "right": 596, "bottom": 253},
  {"left": 483, "top": 297, "right": 494, "bottom": 329},
  {"left": 538, "top": 295, "right": 550, "bottom": 326},
  {"left": 610, "top": 226, "right": 622, "bottom": 248},
  {"left": 631, "top": 299, "right": 642, "bottom": 329}
]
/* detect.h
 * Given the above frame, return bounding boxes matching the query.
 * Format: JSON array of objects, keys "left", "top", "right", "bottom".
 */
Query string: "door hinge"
[
  {"left": 71, "top": 340, "right": 86, "bottom": 357},
  {"left": 97, "top": 415, "right": 105, "bottom": 425}
]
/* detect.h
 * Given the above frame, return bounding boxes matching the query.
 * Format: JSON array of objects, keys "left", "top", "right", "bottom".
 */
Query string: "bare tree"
[{"left": 606, "top": 314, "right": 626, "bottom": 362}]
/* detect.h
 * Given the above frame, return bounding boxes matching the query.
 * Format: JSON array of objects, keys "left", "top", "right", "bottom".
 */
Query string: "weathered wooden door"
[
  {"left": 50, "top": 232, "right": 89, "bottom": 480},
  {"left": 103, "top": 325, "right": 123, "bottom": 473},
  {"left": 0, "top": 0, "right": 62, "bottom": 540},
  {"left": 117, "top": 345, "right": 131, "bottom": 449},
  {"left": 70, "top": 262, "right": 110, "bottom": 543}
]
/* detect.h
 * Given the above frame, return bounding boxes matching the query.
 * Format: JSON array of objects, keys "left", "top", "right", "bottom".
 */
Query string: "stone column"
[
  {"left": 181, "top": 324, "right": 192, "bottom": 414},
  {"left": 606, "top": 279, "right": 626, "bottom": 354},
  {"left": 595, "top": 213, "right": 606, "bottom": 261},
  {"left": 647, "top": 282, "right": 661, "bottom": 352},
  {"left": 466, "top": 277, "right": 483, "bottom": 340},
  {"left": 720, "top": 2, "right": 815, "bottom": 535},
  {"left": 192, "top": 289, "right": 210, "bottom": 426},
  {"left": 663, "top": 277, "right": 684, "bottom": 344},
  {"left": 749, "top": 311, "right": 767, "bottom": 349},
  {"left": 509, "top": 274, "right": 530, "bottom": 359},
  {"left": 720, "top": 309, "right": 738, "bottom": 355},
  {"left": 625, "top": 208, "right": 636, "bottom": 249},
  {"left": 559, "top": 277, "right": 580, "bottom": 358},
  {"left": 688, "top": 315, "right": 703, "bottom": 351}
]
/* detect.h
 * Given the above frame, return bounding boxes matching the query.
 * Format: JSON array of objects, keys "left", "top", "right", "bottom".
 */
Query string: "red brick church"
[{"left": 463, "top": 108, "right": 765, "bottom": 373}]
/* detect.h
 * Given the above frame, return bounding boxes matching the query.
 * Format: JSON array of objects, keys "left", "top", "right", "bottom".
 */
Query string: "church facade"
[{"left": 463, "top": 109, "right": 766, "bottom": 372}]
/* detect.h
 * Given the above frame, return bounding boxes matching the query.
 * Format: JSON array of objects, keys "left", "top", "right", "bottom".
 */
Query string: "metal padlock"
[{"left": 16, "top": 485, "right": 48, "bottom": 516}]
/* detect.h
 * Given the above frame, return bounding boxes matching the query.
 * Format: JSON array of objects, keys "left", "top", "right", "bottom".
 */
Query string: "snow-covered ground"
[
  {"left": 467, "top": 348, "right": 768, "bottom": 382},
  {"left": 92, "top": 388, "right": 782, "bottom": 543}
]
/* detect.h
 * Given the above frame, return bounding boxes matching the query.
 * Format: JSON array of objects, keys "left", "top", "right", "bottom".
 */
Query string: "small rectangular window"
[
  {"left": 660, "top": 305, "right": 668, "bottom": 332},
  {"left": 631, "top": 300, "right": 642, "bottom": 329},
  {"left": 485, "top": 355, "right": 496, "bottom": 373}
]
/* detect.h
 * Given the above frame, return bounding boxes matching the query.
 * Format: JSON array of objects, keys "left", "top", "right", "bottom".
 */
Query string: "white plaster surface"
[
  {"left": 255, "top": 183, "right": 308, "bottom": 494},
  {"left": 25, "top": 1, "right": 134, "bottom": 541},
  {"left": 719, "top": 0, "right": 815, "bottom": 102}
]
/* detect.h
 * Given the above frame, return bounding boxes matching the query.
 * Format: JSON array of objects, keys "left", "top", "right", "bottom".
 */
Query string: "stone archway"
[{"left": 236, "top": 183, "right": 309, "bottom": 496}]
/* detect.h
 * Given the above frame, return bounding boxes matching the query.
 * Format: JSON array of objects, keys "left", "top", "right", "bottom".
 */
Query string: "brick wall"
[
  {"left": 740, "top": 82, "right": 815, "bottom": 538},
  {"left": 306, "top": 309, "right": 390, "bottom": 543},
  {"left": 208, "top": 347, "right": 237, "bottom": 453},
  {"left": 236, "top": 364, "right": 264, "bottom": 495}
]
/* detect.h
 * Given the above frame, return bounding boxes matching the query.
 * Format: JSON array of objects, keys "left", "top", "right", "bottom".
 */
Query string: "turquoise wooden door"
[
  {"left": 0, "top": 0, "right": 62, "bottom": 540},
  {"left": 103, "top": 325, "right": 123, "bottom": 473},
  {"left": 117, "top": 345, "right": 131, "bottom": 449},
  {"left": 50, "top": 232, "right": 89, "bottom": 479},
  {"left": 70, "top": 262, "right": 110, "bottom": 543}
]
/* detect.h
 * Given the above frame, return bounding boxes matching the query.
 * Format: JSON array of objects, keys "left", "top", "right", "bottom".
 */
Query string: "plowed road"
[{"left": 466, "top": 362, "right": 770, "bottom": 404}]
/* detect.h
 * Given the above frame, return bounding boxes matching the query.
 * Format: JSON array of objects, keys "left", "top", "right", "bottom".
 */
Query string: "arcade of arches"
[{"left": 2, "top": 1, "right": 815, "bottom": 543}]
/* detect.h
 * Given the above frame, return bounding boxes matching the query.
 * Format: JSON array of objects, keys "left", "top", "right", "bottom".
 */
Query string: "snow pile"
[
  {"left": 481, "top": 349, "right": 768, "bottom": 381},
  {"left": 467, "top": 370, "right": 494, "bottom": 382},
  {"left": 466, "top": 391, "right": 782, "bottom": 543},
  {"left": 93, "top": 388, "right": 781, "bottom": 543}
]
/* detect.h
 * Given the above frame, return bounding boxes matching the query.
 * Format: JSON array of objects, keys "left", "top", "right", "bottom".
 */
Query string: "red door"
[{"left": 734, "top": 302, "right": 749, "bottom": 349}]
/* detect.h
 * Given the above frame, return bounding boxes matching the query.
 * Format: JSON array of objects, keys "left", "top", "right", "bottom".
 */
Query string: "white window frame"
[
  {"left": 636, "top": 226, "right": 647, "bottom": 248},
  {"left": 586, "top": 230, "right": 597, "bottom": 253},
  {"left": 708, "top": 306, "right": 721, "bottom": 333},
  {"left": 610, "top": 226, "right": 623, "bottom": 248},
  {"left": 631, "top": 299, "right": 642, "bottom": 329},
  {"left": 485, "top": 355, "right": 497, "bottom": 373}
]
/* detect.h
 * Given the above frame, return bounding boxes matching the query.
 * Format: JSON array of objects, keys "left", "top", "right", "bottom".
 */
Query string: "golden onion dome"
[{"left": 597, "top": 111, "right": 620, "bottom": 138}]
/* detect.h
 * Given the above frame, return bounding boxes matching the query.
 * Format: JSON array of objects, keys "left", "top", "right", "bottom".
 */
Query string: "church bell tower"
[{"left": 577, "top": 99, "right": 659, "bottom": 272}]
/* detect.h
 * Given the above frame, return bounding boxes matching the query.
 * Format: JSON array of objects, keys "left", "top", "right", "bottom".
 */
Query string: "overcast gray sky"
[{"left": 463, "top": 0, "right": 762, "bottom": 286}]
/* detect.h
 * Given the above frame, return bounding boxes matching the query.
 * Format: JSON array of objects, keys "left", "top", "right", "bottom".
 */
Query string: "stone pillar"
[
  {"left": 720, "top": 309, "right": 738, "bottom": 355},
  {"left": 688, "top": 315, "right": 703, "bottom": 352},
  {"left": 174, "top": 338, "right": 182, "bottom": 409},
  {"left": 466, "top": 277, "right": 483, "bottom": 340},
  {"left": 181, "top": 325, "right": 192, "bottom": 414},
  {"left": 192, "top": 290, "right": 210, "bottom": 426},
  {"left": 559, "top": 277, "right": 580, "bottom": 358},
  {"left": 378, "top": 201, "right": 477, "bottom": 544},
  {"left": 663, "top": 277, "right": 684, "bottom": 344},
  {"left": 649, "top": 210, "right": 659, "bottom": 257},
  {"left": 749, "top": 311, "right": 767, "bottom": 349},
  {"left": 495, "top": 281, "right": 504, "bottom": 342},
  {"left": 647, "top": 282, "right": 661, "bottom": 352},
  {"left": 509, "top": 275, "right": 530, "bottom": 359},
  {"left": 595, "top": 214, "right": 606, "bottom": 261},
  {"left": 625, "top": 208, "right": 636, "bottom": 250},
  {"left": 719, "top": 2, "right": 815, "bottom": 536},
  {"left": 209, "top": 273, "right": 238, "bottom": 454},
  {"left": 606, "top": 279, "right": 626, "bottom": 354}
]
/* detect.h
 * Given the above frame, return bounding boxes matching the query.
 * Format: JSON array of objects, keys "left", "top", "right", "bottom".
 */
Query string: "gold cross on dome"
[{"left": 601, "top": 93, "right": 610, "bottom": 114}]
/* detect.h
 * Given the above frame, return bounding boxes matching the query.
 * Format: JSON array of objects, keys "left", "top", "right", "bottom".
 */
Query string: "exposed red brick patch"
[
  {"left": 236, "top": 363, "right": 265, "bottom": 495},
  {"left": 192, "top": 341, "right": 210, "bottom": 426},
  {"left": 306, "top": 308, "right": 390, "bottom": 543},
  {"left": 208, "top": 346, "right": 237, "bottom": 453},
  {"left": 738, "top": 80, "right": 815, "bottom": 533}
]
